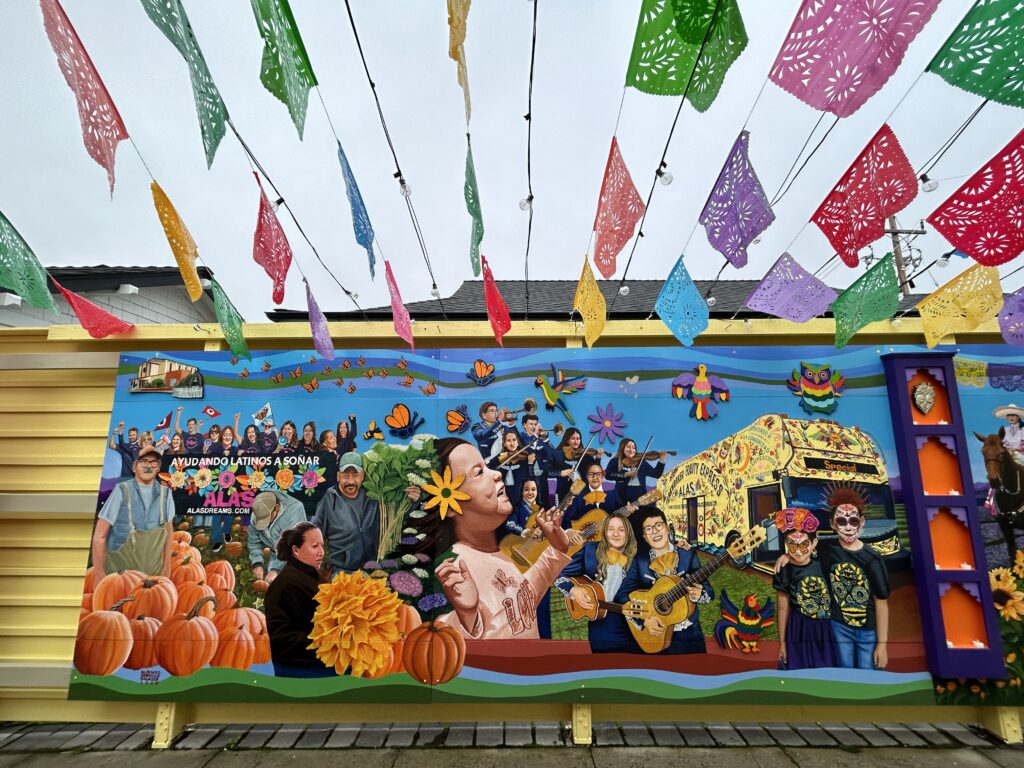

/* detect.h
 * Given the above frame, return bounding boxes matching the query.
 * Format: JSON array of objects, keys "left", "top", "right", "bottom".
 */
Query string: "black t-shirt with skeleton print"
[{"left": 818, "top": 541, "right": 890, "bottom": 630}]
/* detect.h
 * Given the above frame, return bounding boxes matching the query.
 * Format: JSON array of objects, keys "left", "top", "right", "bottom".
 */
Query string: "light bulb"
[
  {"left": 399, "top": 182, "right": 412, "bottom": 198},
  {"left": 891, "top": 317, "right": 902, "bottom": 327},
  {"left": 743, "top": 318, "right": 752, "bottom": 329},
  {"left": 706, "top": 296, "right": 717, "bottom": 307},
  {"left": 351, "top": 292, "right": 359, "bottom": 301},
  {"left": 920, "top": 174, "right": 939, "bottom": 193},
  {"left": 937, "top": 254, "right": 951, "bottom": 269},
  {"left": 519, "top": 197, "right": 533, "bottom": 211},
  {"left": 618, "top": 285, "right": 630, "bottom": 296},
  {"left": 430, "top": 286, "right": 440, "bottom": 299},
  {"left": 658, "top": 170, "right": 673, "bottom": 186},
  {"left": 752, "top": 236, "right": 762, "bottom": 245}
]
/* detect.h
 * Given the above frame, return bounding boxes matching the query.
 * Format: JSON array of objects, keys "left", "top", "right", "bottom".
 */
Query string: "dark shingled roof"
[
  {"left": 265, "top": 279, "right": 927, "bottom": 322},
  {"left": 0, "top": 265, "right": 214, "bottom": 295}
]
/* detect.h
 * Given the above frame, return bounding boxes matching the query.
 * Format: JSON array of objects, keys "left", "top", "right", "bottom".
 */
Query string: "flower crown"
[{"left": 775, "top": 507, "right": 819, "bottom": 534}]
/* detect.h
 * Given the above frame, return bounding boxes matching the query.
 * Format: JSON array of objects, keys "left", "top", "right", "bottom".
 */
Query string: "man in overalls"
[{"left": 91, "top": 447, "right": 174, "bottom": 576}]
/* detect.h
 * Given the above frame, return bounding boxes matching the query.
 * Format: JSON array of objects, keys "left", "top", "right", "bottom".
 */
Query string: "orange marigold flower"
[
  {"left": 274, "top": 468, "right": 295, "bottom": 489},
  {"left": 307, "top": 570, "right": 403, "bottom": 677}
]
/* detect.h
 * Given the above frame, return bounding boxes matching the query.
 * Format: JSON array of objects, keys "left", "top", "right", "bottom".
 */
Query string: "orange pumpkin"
[
  {"left": 123, "top": 577, "right": 177, "bottom": 622},
  {"left": 78, "top": 606, "right": 90, "bottom": 624},
  {"left": 171, "top": 556, "right": 205, "bottom": 587},
  {"left": 193, "top": 532, "right": 210, "bottom": 546},
  {"left": 176, "top": 521, "right": 191, "bottom": 531},
  {"left": 213, "top": 608, "right": 268, "bottom": 663},
  {"left": 176, "top": 581, "right": 216, "bottom": 617},
  {"left": 402, "top": 621, "right": 466, "bottom": 685},
  {"left": 205, "top": 573, "right": 229, "bottom": 591},
  {"left": 205, "top": 560, "right": 236, "bottom": 591},
  {"left": 172, "top": 530, "right": 192, "bottom": 545},
  {"left": 214, "top": 588, "right": 237, "bottom": 611},
  {"left": 251, "top": 579, "right": 269, "bottom": 595},
  {"left": 363, "top": 647, "right": 394, "bottom": 678},
  {"left": 93, "top": 570, "right": 146, "bottom": 612},
  {"left": 211, "top": 624, "right": 256, "bottom": 670},
  {"left": 81, "top": 593, "right": 93, "bottom": 612},
  {"left": 254, "top": 629, "right": 271, "bottom": 665},
  {"left": 124, "top": 615, "right": 161, "bottom": 670},
  {"left": 73, "top": 598, "right": 134, "bottom": 675},
  {"left": 389, "top": 603, "right": 423, "bottom": 674},
  {"left": 83, "top": 565, "right": 102, "bottom": 594},
  {"left": 154, "top": 596, "right": 219, "bottom": 676},
  {"left": 225, "top": 541, "right": 243, "bottom": 558},
  {"left": 262, "top": 547, "right": 272, "bottom": 558}
]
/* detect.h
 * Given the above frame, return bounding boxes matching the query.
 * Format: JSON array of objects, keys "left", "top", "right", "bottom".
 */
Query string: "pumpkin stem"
[
  {"left": 111, "top": 595, "right": 137, "bottom": 612},
  {"left": 141, "top": 578, "right": 157, "bottom": 589},
  {"left": 187, "top": 595, "right": 218, "bottom": 619}
]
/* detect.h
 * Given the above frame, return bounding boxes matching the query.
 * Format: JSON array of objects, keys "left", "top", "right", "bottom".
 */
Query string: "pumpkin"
[
  {"left": 262, "top": 547, "right": 272, "bottom": 558},
  {"left": 205, "top": 573, "right": 229, "bottom": 591},
  {"left": 225, "top": 541, "right": 243, "bottom": 558},
  {"left": 83, "top": 565, "right": 102, "bottom": 594},
  {"left": 193, "top": 532, "right": 210, "bottom": 546},
  {"left": 205, "top": 560, "right": 236, "bottom": 591},
  {"left": 173, "top": 530, "right": 192, "bottom": 545},
  {"left": 251, "top": 579, "right": 269, "bottom": 595},
  {"left": 176, "top": 581, "right": 216, "bottom": 617},
  {"left": 254, "top": 630, "right": 271, "bottom": 665},
  {"left": 78, "top": 606, "right": 90, "bottom": 625},
  {"left": 93, "top": 570, "right": 146, "bottom": 612},
  {"left": 214, "top": 608, "right": 268, "bottom": 664},
  {"left": 171, "top": 556, "right": 205, "bottom": 587},
  {"left": 73, "top": 597, "right": 134, "bottom": 675},
  {"left": 124, "top": 615, "right": 161, "bottom": 670},
  {"left": 389, "top": 603, "right": 423, "bottom": 674},
  {"left": 402, "top": 621, "right": 466, "bottom": 685},
  {"left": 176, "top": 521, "right": 191, "bottom": 531},
  {"left": 363, "top": 647, "right": 394, "bottom": 679},
  {"left": 81, "top": 593, "right": 93, "bottom": 612},
  {"left": 214, "top": 587, "right": 237, "bottom": 611},
  {"left": 154, "top": 596, "right": 219, "bottom": 676},
  {"left": 211, "top": 624, "right": 256, "bottom": 670},
  {"left": 123, "top": 577, "right": 177, "bottom": 622}
]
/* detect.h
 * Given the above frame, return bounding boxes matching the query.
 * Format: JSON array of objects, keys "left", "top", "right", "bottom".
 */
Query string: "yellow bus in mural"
[{"left": 658, "top": 414, "right": 905, "bottom": 570}]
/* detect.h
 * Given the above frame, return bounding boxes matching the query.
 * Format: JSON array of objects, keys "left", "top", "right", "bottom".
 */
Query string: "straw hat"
[{"left": 993, "top": 404, "right": 1024, "bottom": 420}]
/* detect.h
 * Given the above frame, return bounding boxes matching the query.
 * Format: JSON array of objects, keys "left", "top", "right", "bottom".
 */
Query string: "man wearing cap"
[
  {"left": 258, "top": 419, "right": 280, "bottom": 454},
  {"left": 91, "top": 447, "right": 174, "bottom": 576},
  {"left": 313, "top": 452, "right": 422, "bottom": 574},
  {"left": 247, "top": 490, "right": 306, "bottom": 583},
  {"left": 995, "top": 404, "right": 1024, "bottom": 465}
]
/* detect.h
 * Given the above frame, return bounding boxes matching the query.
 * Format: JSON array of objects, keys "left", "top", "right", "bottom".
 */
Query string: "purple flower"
[
  {"left": 401, "top": 536, "right": 418, "bottom": 546},
  {"left": 417, "top": 592, "right": 449, "bottom": 612},
  {"left": 415, "top": 553, "right": 430, "bottom": 563},
  {"left": 381, "top": 559, "right": 397, "bottom": 569},
  {"left": 587, "top": 402, "right": 627, "bottom": 444},
  {"left": 388, "top": 570, "right": 424, "bottom": 597},
  {"left": 301, "top": 470, "right": 319, "bottom": 489},
  {"left": 363, "top": 560, "right": 382, "bottom": 570},
  {"left": 218, "top": 470, "right": 236, "bottom": 488}
]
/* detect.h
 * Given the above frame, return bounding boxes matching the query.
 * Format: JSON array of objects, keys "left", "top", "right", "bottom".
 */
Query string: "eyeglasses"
[
  {"left": 643, "top": 521, "right": 666, "bottom": 535},
  {"left": 833, "top": 515, "right": 861, "bottom": 527},
  {"left": 587, "top": 472, "right": 603, "bottom": 478}
]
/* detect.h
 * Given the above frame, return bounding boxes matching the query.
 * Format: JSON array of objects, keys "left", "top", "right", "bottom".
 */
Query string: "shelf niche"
[
  {"left": 907, "top": 368, "right": 952, "bottom": 426},
  {"left": 939, "top": 582, "right": 989, "bottom": 650},
  {"left": 917, "top": 435, "right": 964, "bottom": 496},
  {"left": 927, "top": 507, "right": 975, "bottom": 570}
]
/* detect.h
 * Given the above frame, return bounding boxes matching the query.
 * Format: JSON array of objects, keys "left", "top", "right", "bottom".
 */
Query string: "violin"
[
  {"left": 563, "top": 446, "right": 606, "bottom": 460},
  {"left": 621, "top": 449, "right": 677, "bottom": 468}
]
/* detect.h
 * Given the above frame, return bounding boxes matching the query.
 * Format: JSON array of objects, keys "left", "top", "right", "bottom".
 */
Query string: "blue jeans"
[
  {"left": 831, "top": 622, "right": 877, "bottom": 669},
  {"left": 210, "top": 514, "right": 228, "bottom": 546}
]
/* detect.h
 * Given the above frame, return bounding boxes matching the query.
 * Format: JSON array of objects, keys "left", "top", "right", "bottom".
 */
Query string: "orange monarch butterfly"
[
  {"left": 238, "top": 369, "right": 250, "bottom": 379},
  {"left": 420, "top": 381, "right": 436, "bottom": 396},
  {"left": 346, "top": 383, "right": 357, "bottom": 394},
  {"left": 446, "top": 404, "right": 470, "bottom": 433},
  {"left": 379, "top": 369, "right": 389, "bottom": 378},
  {"left": 467, "top": 358, "right": 495, "bottom": 386},
  {"left": 302, "top": 377, "right": 319, "bottom": 393},
  {"left": 357, "top": 355, "right": 366, "bottom": 366},
  {"left": 396, "top": 356, "right": 409, "bottom": 370},
  {"left": 261, "top": 361, "right": 271, "bottom": 372},
  {"left": 342, "top": 359, "right": 351, "bottom": 369},
  {"left": 398, "top": 374, "right": 414, "bottom": 387},
  {"left": 385, "top": 403, "right": 425, "bottom": 439},
  {"left": 363, "top": 368, "right": 375, "bottom": 379},
  {"left": 309, "top": 356, "right": 317, "bottom": 365},
  {"left": 270, "top": 372, "right": 284, "bottom": 384},
  {"left": 323, "top": 366, "right": 332, "bottom": 375},
  {"left": 363, "top": 420, "right": 384, "bottom": 441},
  {"left": 334, "top": 378, "right": 345, "bottom": 387},
  {"left": 289, "top": 366, "right": 302, "bottom": 379},
  {"left": 229, "top": 357, "right": 238, "bottom": 366}
]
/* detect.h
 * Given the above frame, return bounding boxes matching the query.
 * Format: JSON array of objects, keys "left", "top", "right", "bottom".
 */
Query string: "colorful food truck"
[{"left": 658, "top": 414, "right": 905, "bottom": 569}]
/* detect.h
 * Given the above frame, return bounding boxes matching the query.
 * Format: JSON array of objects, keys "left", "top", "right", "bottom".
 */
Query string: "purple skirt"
[{"left": 781, "top": 611, "right": 835, "bottom": 670}]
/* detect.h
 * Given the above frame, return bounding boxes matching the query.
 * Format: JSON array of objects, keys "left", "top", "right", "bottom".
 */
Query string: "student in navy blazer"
[
  {"left": 605, "top": 439, "right": 667, "bottom": 503},
  {"left": 555, "top": 513, "right": 639, "bottom": 653},
  {"left": 566, "top": 465, "right": 633, "bottom": 528},
  {"left": 616, "top": 508, "right": 712, "bottom": 655}
]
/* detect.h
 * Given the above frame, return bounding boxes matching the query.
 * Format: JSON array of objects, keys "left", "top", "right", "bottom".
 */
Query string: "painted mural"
[{"left": 69, "top": 344, "right": 1023, "bottom": 704}]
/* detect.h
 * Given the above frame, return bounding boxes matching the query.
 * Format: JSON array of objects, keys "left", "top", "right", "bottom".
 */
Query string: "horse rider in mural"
[{"left": 995, "top": 404, "right": 1024, "bottom": 466}]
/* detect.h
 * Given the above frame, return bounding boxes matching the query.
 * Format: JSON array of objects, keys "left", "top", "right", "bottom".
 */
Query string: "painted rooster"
[
  {"left": 534, "top": 365, "right": 586, "bottom": 425},
  {"left": 714, "top": 589, "right": 776, "bottom": 654},
  {"left": 671, "top": 364, "right": 730, "bottom": 420}
]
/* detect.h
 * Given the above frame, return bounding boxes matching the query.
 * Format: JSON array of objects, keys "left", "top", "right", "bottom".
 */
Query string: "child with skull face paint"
[{"left": 772, "top": 509, "right": 835, "bottom": 670}]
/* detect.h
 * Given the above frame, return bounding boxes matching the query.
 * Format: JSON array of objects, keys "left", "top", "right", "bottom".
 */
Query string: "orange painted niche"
[
  {"left": 939, "top": 582, "right": 989, "bottom": 650},
  {"left": 917, "top": 435, "right": 964, "bottom": 496},
  {"left": 927, "top": 507, "right": 975, "bottom": 570},
  {"left": 907, "top": 368, "right": 952, "bottom": 426}
]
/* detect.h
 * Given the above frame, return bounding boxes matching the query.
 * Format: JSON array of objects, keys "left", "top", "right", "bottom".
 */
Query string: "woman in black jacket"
[{"left": 264, "top": 522, "right": 336, "bottom": 677}]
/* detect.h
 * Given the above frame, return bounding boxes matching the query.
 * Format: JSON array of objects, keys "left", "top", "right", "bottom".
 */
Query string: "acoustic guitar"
[
  {"left": 563, "top": 575, "right": 644, "bottom": 622},
  {"left": 498, "top": 480, "right": 585, "bottom": 572},
  {"left": 626, "top": 525, "right": 767, "bottom": 654}
]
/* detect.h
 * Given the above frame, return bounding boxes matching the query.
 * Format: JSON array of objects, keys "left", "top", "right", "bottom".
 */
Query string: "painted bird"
[
  {"left": 534, "top": 365, "right": 586, "bottom": 425},
  {"left": 714, "top": 590, "right": 776, "bottom": 654},
  {"left": 788, "top": 361, "right": 845, "bottom": 415},
  {"left": 671, "top": 364, "right": 730, "bottom": 420}
]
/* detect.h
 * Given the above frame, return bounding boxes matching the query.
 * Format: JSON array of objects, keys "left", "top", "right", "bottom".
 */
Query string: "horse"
[{"left": 975, "top": 431, "right": 1024, "bottom": 561}]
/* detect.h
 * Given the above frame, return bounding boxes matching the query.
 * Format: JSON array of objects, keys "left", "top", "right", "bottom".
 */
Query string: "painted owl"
[{"left": 788, "top": 362, "right": 845, "bottom": 415}]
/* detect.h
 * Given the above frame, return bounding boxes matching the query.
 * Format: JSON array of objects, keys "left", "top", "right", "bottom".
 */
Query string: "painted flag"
[
  {"left": 154, "top": 412, "right": 172, "bottom": 431},
  {"left": 202, "top": 405, "right": 221, "bottom": 418}
]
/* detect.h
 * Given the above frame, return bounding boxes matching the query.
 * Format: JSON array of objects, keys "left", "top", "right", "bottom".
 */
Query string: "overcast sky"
[{"left": 2, "top": 0, "right": 1021, "bottom": 321}]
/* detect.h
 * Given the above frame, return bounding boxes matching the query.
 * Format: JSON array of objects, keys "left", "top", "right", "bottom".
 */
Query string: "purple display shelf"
[{"left": 882, "top": 353, "right": 1005, "bottom": 679}]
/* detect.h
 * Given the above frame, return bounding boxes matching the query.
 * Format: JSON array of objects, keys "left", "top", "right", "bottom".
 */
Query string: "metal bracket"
[
  {"left": 982, "top": 706, "right": 1022, "bottom": 744},
  {"left": 571, "top": 702, "right": 592, "bottom": 745},
  {"left": 152, "top": 702, "right": 190, "bottom": 749}
]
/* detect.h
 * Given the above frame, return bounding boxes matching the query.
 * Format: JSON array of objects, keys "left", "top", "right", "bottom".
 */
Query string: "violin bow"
[{"left": 569, "top": 433, "right": 599, "bottom": 477}]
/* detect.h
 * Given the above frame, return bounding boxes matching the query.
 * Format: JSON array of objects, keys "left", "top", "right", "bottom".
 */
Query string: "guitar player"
[
  {"left": 566, "top": 466, "right": 635, "bottom": 526},
  {"left": 616, "top": 508, "right": 713, "bottom": 654}
]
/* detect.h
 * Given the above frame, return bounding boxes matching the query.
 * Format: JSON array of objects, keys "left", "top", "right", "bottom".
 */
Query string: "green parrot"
[{"left": 534, "top": 365, "right": 586, "bottom": 425}]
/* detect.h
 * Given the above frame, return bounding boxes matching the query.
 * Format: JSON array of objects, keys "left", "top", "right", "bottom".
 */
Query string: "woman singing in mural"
[
  {"left": 773, "top": 509, "right": 835, "bottom": 670},
  {"left": 264, "top": 521, "right": 336, "bottom": 678},
  {"left": 555, "top": 512, "right": 638, "bottom": 653},
  {"left": 487, "top": 429, "right": 532, "bottom": 507},
  {"left": 605, "top": 439, "right": 668, "bottom": 504},
  {"left": 552, "top": 428, "right": 604, "bottom": 503},
  {"left": 419, "top": 438, "right": 572, "bottom": 639}
]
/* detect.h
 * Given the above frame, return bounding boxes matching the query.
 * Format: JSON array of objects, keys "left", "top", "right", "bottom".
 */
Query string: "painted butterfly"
[
  {"left": 385, "top": 403, "right": 425, "bottom": 440},
  {"left": 363, "top": 420, "right": 384, "bottom": 441},
  {"left": 446, "top": 404, "right": 470, "bottom": 434}
]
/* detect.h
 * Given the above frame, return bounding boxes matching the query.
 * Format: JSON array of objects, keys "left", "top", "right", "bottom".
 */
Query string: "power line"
[{"left": 523, "top": 0, "right": 539, "bottom": 320}]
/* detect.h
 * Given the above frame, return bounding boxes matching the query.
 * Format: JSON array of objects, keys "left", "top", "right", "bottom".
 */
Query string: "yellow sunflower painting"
[{"left": 421, "top": 466, "right": 471, "bottom": 520}]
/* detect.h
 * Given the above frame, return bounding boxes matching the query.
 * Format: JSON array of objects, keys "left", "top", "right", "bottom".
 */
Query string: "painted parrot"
[
  {"left": 671, "top": 364, "right": 730, "bottom": 420},
  {"left": 714, "top": 589, "right": 776, "bottom": 654},
  {"left": 788, "top": 361, "right": 845, "bottom": 415},
  {"left": 534, "top": 365, "right": 586, "bottom": 425}
]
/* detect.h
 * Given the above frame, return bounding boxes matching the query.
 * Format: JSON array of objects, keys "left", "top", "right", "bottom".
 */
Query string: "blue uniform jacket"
[
  {"left": 566, "top": 487, "right": 625, "bottom": 529},
  {"left": 555, "top": 542, "right": 636, "bottom": 653},
  {"left": 605, "top": 457, "right": 665, "bottom": 503}
]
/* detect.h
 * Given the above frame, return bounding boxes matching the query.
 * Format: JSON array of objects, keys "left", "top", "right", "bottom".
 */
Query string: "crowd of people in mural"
[{"left": 98, "top": 399, "right": 897, "bottom": 678}]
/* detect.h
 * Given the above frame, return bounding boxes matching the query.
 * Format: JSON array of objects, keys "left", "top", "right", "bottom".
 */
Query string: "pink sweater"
[{"left": 440, "top": 541, "right": 571, "bottom": 639}]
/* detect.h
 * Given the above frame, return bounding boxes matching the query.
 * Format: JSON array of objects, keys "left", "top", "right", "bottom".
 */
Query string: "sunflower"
[
  {"left": 990, "top": 568, "right": 1024, "bottom": 622},
  {"left": 1014, "top": 550, "right": 1024, "bottom": 580},
  {"left": 421, "top": 466, "right": 471, "bottom": 520},
  {"left": 307, "top": 571, "right": 403, "bottom": 677}
]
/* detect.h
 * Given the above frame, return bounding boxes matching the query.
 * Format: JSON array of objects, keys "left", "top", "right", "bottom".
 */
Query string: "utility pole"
[{"left": 885, "top": 217, "right": 927, "bottom": 293}]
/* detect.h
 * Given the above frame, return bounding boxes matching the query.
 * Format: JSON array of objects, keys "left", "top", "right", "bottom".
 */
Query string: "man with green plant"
[{"left": 314, "top": 451, "right": 422, "bottom": 574}]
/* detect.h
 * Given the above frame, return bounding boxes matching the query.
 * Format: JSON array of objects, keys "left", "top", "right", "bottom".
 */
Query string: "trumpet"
[
  {"left": 538, "top": 421, "right": 565, "bottom": 440},
  {"left": 483, "top": 398, "right": 539, "bottom": 435}
]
